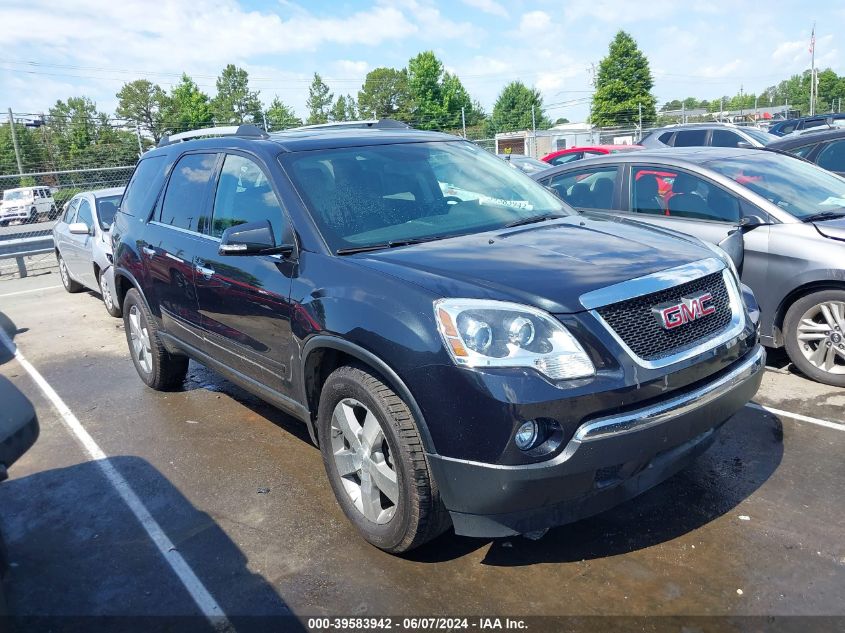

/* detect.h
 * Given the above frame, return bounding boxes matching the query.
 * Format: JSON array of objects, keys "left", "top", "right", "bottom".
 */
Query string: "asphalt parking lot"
[{"left": 1, "top": 269, "right": 844, "bottom": 630}]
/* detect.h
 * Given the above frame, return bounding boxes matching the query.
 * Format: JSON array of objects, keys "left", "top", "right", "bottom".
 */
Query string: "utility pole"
[
  {"left": 754, "top": 95, "right": 758, "bottom": 122},
  {"left": 638, "top": 103, "right": 643, "bottom": 141},
  {"left": 720, "top": 97, "right": 724, "bottom": 122},
  {"left": 810, "top": 23, "right": 816, "bottom": 115},
  {"left": 262, "top": 110, "right": 269, "bottom": 132},
  {"left": 681, "top": 102, "right": 685, "bottom": 124},
  {"left": 531, "top": 105, "right": 537, "bottom": 158},
  {"left": 461, "top": 106, "right": 466, "bottom": 138},
  {"left": 135, "top": 121, "right": 144, "bottom": 155},
  {"left": 7, "top": 108, "right": 24, "bottom": 175}
]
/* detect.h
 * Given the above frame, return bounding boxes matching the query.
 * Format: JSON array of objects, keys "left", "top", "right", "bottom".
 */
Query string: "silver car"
[
  {"left": 52, "top": 187, "right": 124, "bottom": 317},
  {"left": 640, "top": 123, "right": 777, "bottom": 149},
  {"left": 532, "top": 148, "right": 845, "bottom": 386}
]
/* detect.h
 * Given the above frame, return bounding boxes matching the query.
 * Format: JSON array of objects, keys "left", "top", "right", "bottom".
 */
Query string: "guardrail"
[{"left": 0, "top": 234, "right": 55, "bottom": 278}]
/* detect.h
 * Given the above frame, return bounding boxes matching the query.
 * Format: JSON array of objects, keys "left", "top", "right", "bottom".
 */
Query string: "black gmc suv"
[{"left": 111, "top": 122, "right": 765, "bottom": 553}]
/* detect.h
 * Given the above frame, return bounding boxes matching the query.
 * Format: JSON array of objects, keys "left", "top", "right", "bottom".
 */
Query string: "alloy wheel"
[
  {"left": 330, "top": 398, "right": 399, "bottom": 524},
  {"left": 796, "top": 300, "right": 845, "bottom": 375},
  {"left": 59, "top": 259, "right": 70, "bottom": 288},
  {"left": 101, "top": 279, "right": 114, "bottom": 311},
  {"left": 128, "top": 305, "right": 153, "bottom": 374}
]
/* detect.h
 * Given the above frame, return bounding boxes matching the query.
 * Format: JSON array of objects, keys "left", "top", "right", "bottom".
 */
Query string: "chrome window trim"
[
  {"left": 581, "top": 260, "right": 747, "bottom": 370},
  {"left": 148, "top": 220, "right": 218, "bottom": 242},
  {"left": 574, "top": 346, "right": 764, "bottom": 442},
  {"left": 579, "top": 258, "right": 724, "bottom": 310}
]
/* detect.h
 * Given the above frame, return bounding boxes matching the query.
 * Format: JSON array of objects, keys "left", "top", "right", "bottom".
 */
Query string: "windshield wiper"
[
  {"left": 503, "top": 213, "right": 561, "bottom": 228},
  {"left": 336, "top": 236, "right": 442, "bottom": 255},
  {"left": 802, "top": 210, "right": 845, "bottom": 223}
]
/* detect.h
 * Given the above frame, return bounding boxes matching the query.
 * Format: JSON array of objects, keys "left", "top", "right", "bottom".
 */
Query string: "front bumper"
[
  {"left": 0, "top": 209, "right": 28, "bottom": 222},
  {"left": 427, "top": 345, "right": 765, "bottom": 537}
]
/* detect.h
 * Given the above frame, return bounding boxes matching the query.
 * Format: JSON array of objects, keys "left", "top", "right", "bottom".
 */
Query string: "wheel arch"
[
  {"left": 300, "top": 336, "right": 436, "bottom": 454},
  {"left": 773, "top": 279, "right": 845, "bottom": 346}
]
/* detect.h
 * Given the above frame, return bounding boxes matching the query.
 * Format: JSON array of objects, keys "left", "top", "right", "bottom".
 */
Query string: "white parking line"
[
  {"left": 0, "top": 327, "right": 231, "bottom": 629},
  {"left": 0, "top": 285, "right": 62, "bottom": 299},
  {"left": 746, "top": 402, "right": 845, "bottom": 432}
]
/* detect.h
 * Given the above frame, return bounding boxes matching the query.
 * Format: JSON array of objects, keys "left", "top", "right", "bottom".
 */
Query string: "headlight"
[{"left": 434, "top": 298, "right": 595, "bottom": 380}]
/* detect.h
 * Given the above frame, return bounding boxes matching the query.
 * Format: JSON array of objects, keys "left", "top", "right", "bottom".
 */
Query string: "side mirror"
[
  {"left": 68, "top": 222, "right": 92, "bottom": 236},
  {"left": 219, "top": 219, "right": 294, "bottom": 257},
  {"left": 737, "top": 141, "right": 753, "bottom": 149}
]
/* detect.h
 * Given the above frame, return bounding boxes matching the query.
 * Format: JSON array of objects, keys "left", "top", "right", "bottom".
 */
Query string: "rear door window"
[
  {"left": 63, "top": 198, "right": 80, "bottom": 223},
  {"left": 673, "top": 130, "right": 709, "bottom": 147},
  {"left": 548, "top": 166, "right": 619, "bottom": 210},
  {"left": 122, "top": 155, "right": 167, "bottom": 218},
  {"left": 816, "top": 140, "right": 845, "bottom": 173},
  {"left": 158, "top": 153, "right": 218, "bottom": 232},
  {"left": 657, "top": 131, "right": 674, "bottom": 145},
  {"left": 789, "top": 143, "right": 817, "bottom": 158}
]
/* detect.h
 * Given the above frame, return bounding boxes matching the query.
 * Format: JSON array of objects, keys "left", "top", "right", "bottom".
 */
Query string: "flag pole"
[{"left": 810, "top": 23, "right": 816, "bottom": 116}]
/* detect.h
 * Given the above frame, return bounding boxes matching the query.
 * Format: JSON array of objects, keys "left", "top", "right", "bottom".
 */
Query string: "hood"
[
  {"left": 351, "top": 215, "right": 716, "bottom": 313},
  {"left": 814, "top": 217, "right": 845, "bottom": 241}
]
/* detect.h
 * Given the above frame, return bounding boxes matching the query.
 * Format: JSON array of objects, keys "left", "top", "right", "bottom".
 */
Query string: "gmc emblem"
[{"left": 652, "top": 291, "right": 716, "bottom": 330}]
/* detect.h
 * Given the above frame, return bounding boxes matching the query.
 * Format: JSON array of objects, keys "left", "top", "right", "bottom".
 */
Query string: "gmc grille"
[{"left": 596, "top": 271, "right": 733, "bottom": 361}]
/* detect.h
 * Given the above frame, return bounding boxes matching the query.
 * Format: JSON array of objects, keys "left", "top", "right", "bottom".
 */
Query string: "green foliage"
[
  {"left": 166, "top": 74, "right": 213, "bottom": 133},
  {"left": 0, "top": 123, "right": 46, "bottom": 173},
  {"left": 489, "top": 81, "right": 551, "bottom": 134},
  {"left": 407, "top": 51, "right": 445, "bottom": 128},
  {"left": 265, "top": 96, "right": 302, "bottom": 131},
  {"left": 591, "top": 31, "right": 657, "bottom": 127},
  {"left": 306, "top": 73, "right": 333, "bottom": 125},
  {"left": 329, "top": 94, "right": 357, "bottom": 122},
  {"left": 357, "top": 67, "right": 411, "bottom": 119},
  {"left": 212, "top": 65, "right": 263, "bottom": 125},
  {"left": 115, "top": 79, "right": 170, "bottom": 143}
]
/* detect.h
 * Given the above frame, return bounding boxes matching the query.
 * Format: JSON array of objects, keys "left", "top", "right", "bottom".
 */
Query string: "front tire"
[
  {"left": 317, "top": 364, "right": 449, "bottom": 553},
  {"left": 784, "top": 289, "right": 845, "bottom": 387},
  {"left": 122, "top": 288, "right": 189, "bottom": 390},
  {"left": 58, "top": 254, "right": 83, "bottom": 293}
]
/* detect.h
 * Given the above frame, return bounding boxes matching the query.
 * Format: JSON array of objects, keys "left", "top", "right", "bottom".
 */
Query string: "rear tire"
[
  {"left": 99, "top": 273, "right": 122, "bottom": 318},
  {"left": 57, "top": 254, "right": 83, "bottom": 293},
  {"left": 317, "top": 364, "right": 449, "bottom": 553},
  {"left": 122, "top": 288, "right": 189, "bottom": 390},
  {"left": 27, "top": 207, "right": 38, "bottom": 224},
  {"left": 783, "top": 289, "right": 845, "bottom": 387}
]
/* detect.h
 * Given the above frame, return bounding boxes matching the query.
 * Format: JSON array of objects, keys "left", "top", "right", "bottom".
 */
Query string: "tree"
[
  {"left": 166, "top": 74, "right": 213, "bottom": 133},
  {"left": 306, "top": 73, "right": 333, "bottom": 125},
  {"left": 489, "top": 81, "right": 551, "bottom": 134},
  {"left": 591, "top": 31, "right": 657, "bottom": 127},
  {"left": 407, "top": 51, "right": 445, "bottom": 129},
  {"left": 357, "top": 67, "right": 411, "bottom": 119},
  {"left": 554, "top": 117, "right": 570, "bottom": 125},
  {"left": 115, "top": 79, "right": 170, "bottom": 143},
  {"left": 265, "top": 96, "right": 301, "bottom": 130},
  {"left": 330, "top": 94, "right": 357, "bottom": 122},
  {"left": 212, "top": 65, "right": 263, "bottom": 125},
  {"left": 441, "top": 71, "right": 484, "bottom": 128},
  {"left": 0, "top": 123, "right": 46, "bottom": 174}
]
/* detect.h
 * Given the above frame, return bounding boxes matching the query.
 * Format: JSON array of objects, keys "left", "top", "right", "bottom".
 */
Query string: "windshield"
[
  {"left": 706, "top": 152, "right": 845, "bottom": 219},
  {"left": 281, "top": 140, "right": 571, "bottom": 252},
  {"left": 2, "top": 190, "right": 29, "bottom": 202},
  {"left": 744, "top": 128, "right": 778, "bottom": 145},
  {"left": 96, "top": 195, "right": 122, "bottom": 230}
]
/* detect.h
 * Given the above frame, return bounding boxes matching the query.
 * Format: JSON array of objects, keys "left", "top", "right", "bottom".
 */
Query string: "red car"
[{"left": 542, "top": 144, "right": 643, "bottom": 166}]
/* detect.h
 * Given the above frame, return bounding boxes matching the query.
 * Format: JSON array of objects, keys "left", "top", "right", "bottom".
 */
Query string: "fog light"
[{"left": 514, "top": 420, "right": 539, "bottom": 451}]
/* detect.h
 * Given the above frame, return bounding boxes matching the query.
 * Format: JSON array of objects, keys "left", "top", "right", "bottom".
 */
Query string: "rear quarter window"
[{"left": 120, "top": 156, "right": 167, "bottom": 218}]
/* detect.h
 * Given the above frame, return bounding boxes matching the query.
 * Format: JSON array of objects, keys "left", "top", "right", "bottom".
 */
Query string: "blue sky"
[{"left": 1, "top": 0, "right": 842, "bottom": 125}]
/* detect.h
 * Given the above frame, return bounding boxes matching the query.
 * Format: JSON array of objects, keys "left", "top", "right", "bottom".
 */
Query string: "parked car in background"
[
  {"left": 640, "top": 124, "right": 777, "bottom": 149},
  {"left": 767, "top": 113, "right": 845, "bottom": 137},
  {"left": 53, "top": 187, "right": 124, "bottom": 317},
  {"left": 767, "top": 128, "right": 845, "bottom": 177},
  {"left": 110, "top": 123, "right": 763, "bottom": 553},
  {"left": 533, "top": 147, "right": 845, "bottom": 386},
  {"left": 0, "top": 186, "right": 57, "bottom": 226},
  {"left": 497, "top": 153, "right": 549, "bottom": 175},
  {"left": 541, "top": 144, "right": 642, "bottom": 166}
]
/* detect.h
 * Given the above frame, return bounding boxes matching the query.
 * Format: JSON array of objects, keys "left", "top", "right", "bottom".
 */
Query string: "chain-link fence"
[{"left": 0, "top": 165, "right": 134, "bottom": 280}]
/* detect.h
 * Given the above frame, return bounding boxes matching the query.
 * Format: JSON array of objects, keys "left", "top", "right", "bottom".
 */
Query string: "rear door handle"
[
  {"left": 141, "top": 246, "right": 155, "bottom": 256},
  {"left": 195, "top": 264, "right": 215, "bottom": 279}
]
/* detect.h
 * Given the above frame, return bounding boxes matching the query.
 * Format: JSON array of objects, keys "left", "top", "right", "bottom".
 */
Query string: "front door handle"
[
  {"left": 196, "top": 264, "right": 215, "bottom": 279},
  {"left": 141, "top": 246, "right": 155, "bottom": 256}
]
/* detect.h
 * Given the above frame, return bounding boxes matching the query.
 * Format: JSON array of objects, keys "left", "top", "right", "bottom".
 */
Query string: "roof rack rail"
[
  {"left": 158, "top": 124, "right": 269, "bottom": 147},
  {"left": 288, "top": 119, "right": 412, "bottom": 132}
]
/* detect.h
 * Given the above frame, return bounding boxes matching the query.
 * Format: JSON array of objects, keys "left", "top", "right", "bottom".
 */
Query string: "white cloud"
[
  {"left": 696, "top": 58, "right": 743, "bottom": 79},
  {"left": 518, "top": 11, "right": 550, "bottom": 34},
  {"left": 334, "top": 60, "right": 370, "bottom": 76},
  {"left": 461, "top": 0, "right": 508, "bottom": 18}
]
